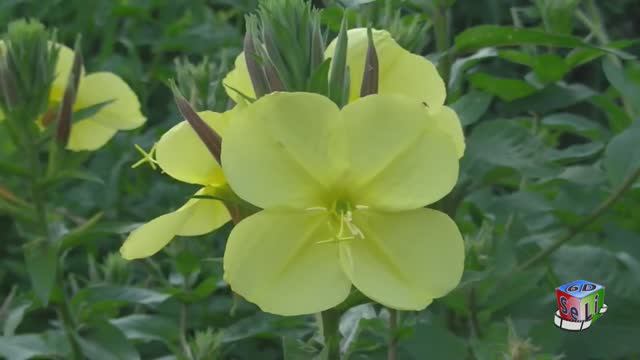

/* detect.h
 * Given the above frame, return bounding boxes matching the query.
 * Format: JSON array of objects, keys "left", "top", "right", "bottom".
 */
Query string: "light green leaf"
[{"left": 72, "top": 286, "right": 170, "bottom": 307}]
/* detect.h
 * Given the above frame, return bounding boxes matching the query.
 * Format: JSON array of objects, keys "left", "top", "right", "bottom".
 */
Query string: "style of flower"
[
  {"left": 222, "top": 27, "right": 465, "bottom": 158},
  {"left": 0, "top": 41, "right": 146, "bottom": 151},
  {"left": 221, "top": 92, "right": 464, "bottom": 315},
  {"left": 119, "top": 111, "right": 231, "bottom": 260}
]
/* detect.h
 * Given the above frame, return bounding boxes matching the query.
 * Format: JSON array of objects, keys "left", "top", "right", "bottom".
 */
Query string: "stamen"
[
  {"left": 355, "top": 204, "right": 369, "bottom": 210},
  {"left": 305, "top": 206, "right": 327, "bottom": 211}
]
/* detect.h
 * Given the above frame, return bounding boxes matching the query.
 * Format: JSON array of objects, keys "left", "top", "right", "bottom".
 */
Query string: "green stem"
[
  {"left": 518, "top": 166, "right": 640, "bottom": 271},
  {"left": 387, "top": 309, "right": 398, "bottom": 360},
  {"left": 58, "top": 284, "right": 83, "bottom": 360},
  {"left": 432, "top": 4, "right": 452, "bottom": 85},
  {"left": 320, "top": 309, "right": 342, "bottom": 360}
]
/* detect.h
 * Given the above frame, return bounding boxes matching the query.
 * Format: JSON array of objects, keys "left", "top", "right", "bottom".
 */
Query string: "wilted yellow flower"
[
  {"left": 222, "top": 27, "right": 465, "bottom": 158},
  {"left": 0, "top": 41, "right": 146, "bottom": 151},
  {"left": 221, "top": 92, "right": 464, "bottom": 316},
  {"left": 120, "top": 111, "right": 231, "bottom": 260}
]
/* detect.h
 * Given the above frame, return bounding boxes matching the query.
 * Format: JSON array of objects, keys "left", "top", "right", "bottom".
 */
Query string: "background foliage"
[{"left": 1, "top": 0, "right": 639, "bottom": 359}]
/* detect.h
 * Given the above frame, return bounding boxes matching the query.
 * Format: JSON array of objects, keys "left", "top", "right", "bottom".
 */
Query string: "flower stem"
[
  {"left": 432, "top": 3, "right": 452, "bottom": 84},
  {"left": 320, "top": 309, "right": 342, "bottom": 360},
  {"left": 387, "top": 309, "right": 398, "bottom": 360},
  {"left": 518, "top": 166, "right": 640, "bottom": 271}
]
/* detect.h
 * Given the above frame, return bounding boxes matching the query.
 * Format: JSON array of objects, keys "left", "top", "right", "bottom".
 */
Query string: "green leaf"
[
  {"left": 78, "top": 321, "right": 140, "bottom": 360},
  {"left": 498, "top": 51, "right": 570, "bottom": 83},
  {"left": 499, "top": 83, "right": 597, "bottom": 115},
  {"left": 565, "top": 39, "right": 638, "bottom": 69},
  {"left": 602, "top": 58, "right": 640, "bottom": 114},
  {"left": 453, "top": 25, "right": 635, "bottom": 59},
  {"left": 604, "top": 124, "right": 640, "bottom": 186},
  {"left": 3, "top": 302, "right": 30, "bottom": 336},
  {"left": 541, "top": 113, "right": 606, "bottom": 139},
  {"left": 450, "top": 90, "right": 493, "bottom": 126},
  {"left": 110, "top": 315, "right": 177, "bottom": 343},
  {"left": 23, "top": 241, "right": 59, "bottom": 305},
  {"left": 401, "top": 321, "right": 467, "bottom": 360},
  {"left": 468, "top": 72, "right": 537, "bottom": 101},
  {"left": 546, "top": 142, "right": 605, "bottom": 163},
  {"left": 0, "top": 332, "right": 67, "bottom": 360},
  {"left": 72, "top": 285, "right": 170, "bottom": 308}
]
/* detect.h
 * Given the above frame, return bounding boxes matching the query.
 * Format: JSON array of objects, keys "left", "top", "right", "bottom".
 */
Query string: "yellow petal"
[
  {"left": 75, "top": 72, "right": 145, "bottom": 130},
  {"left": 341, "top": 208, "right": 464, "bottom": 310},
  {"left": 325, "top": 28, "right": 446, "bottom": 107},
  {"left": 66, "top": 119, "right": 117, "bottom": 151},
  {"left": 430, "top": 106, "right": 465, "bottom": 158},
  {"left": 50, "top": 42, "right": 81, "bottom": 103},
  {"left": 120, "top": 188, "right": 230, "bottom": 260},
  {"left": 341, "top": 95, "right": 459, "bottom": 210},
  {"left": 223, "top": 210, "right": 351, "bottom": 315},
  {"left": 222, "top": 92, "right": 344, "bottom": 209},
  {"left": 156, "top": 111, "right": 229, "bottom": 186},
  {"left": 222, "top": 52, "right": 255, "bottom": 104}
]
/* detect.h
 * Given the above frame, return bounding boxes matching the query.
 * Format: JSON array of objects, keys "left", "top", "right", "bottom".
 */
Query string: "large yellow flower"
[
  {"left": 221, "top": 92, "right": 464, "bottom": 316},
  {"left": 0, "top": 41, "right": 146, "bottom": 151},
  {"left": 119, "top": 111, "right": 231, "bottom": 260},
  {"left": 222, "top": 28, "right": 465, "bottom": 158}
]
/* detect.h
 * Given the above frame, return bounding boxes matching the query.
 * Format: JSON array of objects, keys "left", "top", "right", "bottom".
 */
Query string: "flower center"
[{"left": 315, "top": 199, "right": 366, "bottom": 245}]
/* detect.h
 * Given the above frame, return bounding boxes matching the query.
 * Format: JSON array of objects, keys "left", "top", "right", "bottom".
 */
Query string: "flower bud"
[
  {"left": 172, "top": 83, "right": 222, "bottom": 164},
  {"left": 56, "top": 36, "right": 83, "bottom": 146},
  {"left": 0, "top": 19, "right": 58, "bottom": 120},
  {"left": 359, "top": 26, "right": 379, "bottom": 97}
]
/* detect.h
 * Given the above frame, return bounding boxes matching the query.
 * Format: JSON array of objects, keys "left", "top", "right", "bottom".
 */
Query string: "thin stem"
[
  {"left": 320, "top": 309, "right": 342, "bottom": 360},
  {"left": 179, "top": 304, "right": 194, "bottom": 360},
  {"left": 518, "top": 167, "right": 640, "bottom": 271},
  {"left": 58, "top": 289, "right": 83, "bottom": 360},
  {"left": 432, "top": 4, "right": 452, "bottom": 84},
  {"left": 387, "top": 309, "right": 398, "bottom": 360}
]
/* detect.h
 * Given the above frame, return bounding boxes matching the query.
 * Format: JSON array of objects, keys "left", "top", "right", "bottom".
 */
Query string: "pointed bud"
[
  {"left": 243, "top": 17, "right": 269, "bottom": 98},
  {"left": 171, "top": 82, "right": 222, "bottom": 164},
  {"left": 261, "top": 21, "right": 288, "bottom": 91},
  {"left": 359, "top": 27, "right": 379, "bottom": 97},
  {"left": 56, "top": 36, "right": 83, "bottom": 146},
  {"left": 0, "top": 56, "right": 18, "bottom": 110},
  {"left": 328, "top": 16, "right": 350, "bottom": 107},
  {"left": 310, "top": 18, "right": 325, "bottom": 71}
]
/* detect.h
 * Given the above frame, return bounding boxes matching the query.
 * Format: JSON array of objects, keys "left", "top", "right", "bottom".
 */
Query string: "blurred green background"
[{"left": 1, "top": 0, "right": 639, "bottom": 359}]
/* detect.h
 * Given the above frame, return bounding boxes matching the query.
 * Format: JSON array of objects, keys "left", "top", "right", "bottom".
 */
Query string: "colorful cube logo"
[{"left": 554, "top": 280, "right": 607, "bottom": 331}]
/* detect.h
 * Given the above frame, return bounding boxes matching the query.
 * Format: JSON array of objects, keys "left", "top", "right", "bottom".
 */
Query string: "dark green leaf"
[
  {"left": 469, "top": 72, "right": 537, "bottom": 101},
  {"left": 604, "top": 124, "right": 640, "bottom": 186},
  {"left": 454, "top": 25, "right": 635, "bottom": 59},
  {"left": 23, "top": 241, "right": 59, "bottom": 305},
  {"left": 78, "top": 321, "right": 140, "bottom": 360},
  {"left": 450, "top": 90, "right": 493, "bottom": 126}
]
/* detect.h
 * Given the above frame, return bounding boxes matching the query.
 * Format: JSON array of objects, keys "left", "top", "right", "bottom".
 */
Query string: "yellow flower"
[
  {"left": 0, "top": 41, "right": 146, "bottom": 151},
  {"left": 119, "top": 111, "right": 231, "bottom": 260},
  {"left": 221, "top": 92, "right": 464, "bottom": 316},
  {"left": 222, "top": 28, "right": 465, "bottom": 158}
]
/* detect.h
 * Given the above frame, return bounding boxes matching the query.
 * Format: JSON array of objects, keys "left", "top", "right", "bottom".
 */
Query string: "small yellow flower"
[
  {"left": 221, "top": 92, "right": 464, "bottom": 316},
  {"left": 222, "top": 28, "right": 465, "bottom": 158},
  {"left": 119, "top": 111, "right": 231, "bottom": 260},
  {"left": 0, "top": 41, "right": 146, "bottom": 151}
]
